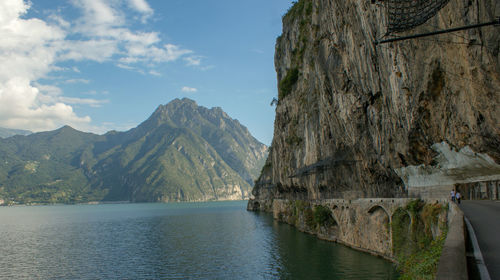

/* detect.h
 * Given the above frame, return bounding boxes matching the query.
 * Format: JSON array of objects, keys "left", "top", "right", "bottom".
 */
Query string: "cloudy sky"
[{"left": 0, "top": 0, "right": 293, "bottom": 145}]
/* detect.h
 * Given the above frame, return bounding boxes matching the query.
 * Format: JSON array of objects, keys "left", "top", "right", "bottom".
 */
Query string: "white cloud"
[
  {"left": 68, "top": 0, "right": 191, "bottom": 65},
  {"left": 0, "top": 0, "right": 198, "bottom": 133},
  {"left": 84, "top": 121, "right": 136, "bottom": 134},
  {"left": 153, "top": 44, "right": 193, "bottom": 62},
  {"left": 34, "top": 83, "right": 62, "bottom": 96},
  {"left": 64, "top": 78, "right": 90, "bottom": 84},
  {"left": 48, "top": 13, "right": 71, "bottom": 29},
  {"left": 58, "top": 39, "right": 118, "bottom": 62},
  {"left": 0, "top": 77, "right": 91, "bottom": 132},
  {"left": 116, "top": 63, "right": 136, "bottom": 70},
  {"left": 127, "top": 0, "right": 153, "bottom": 23},
  {"left": 0, "top": 0, "right": 90, "bottom": 132},
  {"left": 82, "top": 90, "right": 109, "bottom": 96},
  {"left": 58, "top": 96, "right": 109, "bottom": 108},
  {"left": 185, "top": 56, "right": 202, "bottom": 66},
  {"left": 181, "top": 86, "right": 198, "bottom": 93},
  {"left": 0, "top": 0, "right": 29, "bottom": 26},
  {"left": 149, "top": 70, "right": 161, "bottom": 76},
  {"left": 128, "top": 0, "right": 153, "bottom": 14},
  {"left": 73, "top": 0, "right": 123, "bottom": 27}
]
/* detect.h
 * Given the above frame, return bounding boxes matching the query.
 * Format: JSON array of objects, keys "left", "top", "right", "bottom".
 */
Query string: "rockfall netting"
[{"left": 386, "top": 0, "right": 451, "bottom": 33}]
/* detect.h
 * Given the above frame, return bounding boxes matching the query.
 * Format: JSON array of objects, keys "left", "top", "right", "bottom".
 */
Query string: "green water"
[{"left": 0, "top": 201, "right": 398, "bottom": 279}]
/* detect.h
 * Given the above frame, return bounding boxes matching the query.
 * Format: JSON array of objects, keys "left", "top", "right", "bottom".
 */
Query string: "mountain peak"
[
  {"left": 58, "top": 125, "right": 76, "bottom": 131},
  {"left": 0, "top": 97, "right": 268, "bottom": 204},
  {"left": 163, "top": 97, "right": 197, "bottom": 108}
]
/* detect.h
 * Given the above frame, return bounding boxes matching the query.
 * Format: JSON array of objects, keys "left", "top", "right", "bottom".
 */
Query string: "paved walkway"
[{"left": 460, "top": 200, "right": 500, "bottom": 280}]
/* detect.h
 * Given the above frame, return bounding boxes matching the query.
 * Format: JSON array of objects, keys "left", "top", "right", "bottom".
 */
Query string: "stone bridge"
[{"left": 272, "top": 197, "right": 448, "bottom": 259}]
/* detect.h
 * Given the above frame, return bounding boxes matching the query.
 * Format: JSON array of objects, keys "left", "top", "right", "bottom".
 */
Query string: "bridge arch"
[
  {"left": 364, "top": 204, "right": 391, "bottom": 253},
  {"left": 368, "top": 205, "right": 391, "bottom": 220},
  {"left": 318, "top": 205, "right": 341, "bottom": 239}
]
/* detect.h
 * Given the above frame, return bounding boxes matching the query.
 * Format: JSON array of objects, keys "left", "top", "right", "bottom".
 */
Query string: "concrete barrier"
[{"left": 436, "top": 202, "right": 467, "bottom": 280}]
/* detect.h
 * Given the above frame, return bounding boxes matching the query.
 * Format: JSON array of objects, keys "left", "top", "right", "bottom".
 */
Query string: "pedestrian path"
[{"left": 460, "top": 200, "right": 500, "bottom": 280}]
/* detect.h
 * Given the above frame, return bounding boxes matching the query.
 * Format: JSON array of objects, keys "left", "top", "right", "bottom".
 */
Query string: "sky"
[{"left": 0, "top": 0, "right": 294, "bottom": 145}]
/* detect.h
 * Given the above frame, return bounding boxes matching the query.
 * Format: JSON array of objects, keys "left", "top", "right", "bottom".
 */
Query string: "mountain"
[
  {"left": 0, "top": 98, "right": 267, "bottom": 204},
  {"left": 0, "top": 127, "right": 32, "bottom": 138},
  {"left": 249, "top": 0, "right": 499, "bottom": 210}
]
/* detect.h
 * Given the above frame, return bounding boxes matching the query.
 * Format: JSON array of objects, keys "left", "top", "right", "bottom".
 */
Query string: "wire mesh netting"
[{"left": 386, "top": 0, "right": 451, "bottom": 33}]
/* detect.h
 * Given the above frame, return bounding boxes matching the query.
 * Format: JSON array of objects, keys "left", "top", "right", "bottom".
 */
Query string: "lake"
[{"left": 0, "top": 201, "right": 398, "bottom": 279}]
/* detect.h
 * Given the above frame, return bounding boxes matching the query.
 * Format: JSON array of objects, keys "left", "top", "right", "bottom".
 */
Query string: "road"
[{"left": 460, "top": 200, "right": 500, "bottom": 280}]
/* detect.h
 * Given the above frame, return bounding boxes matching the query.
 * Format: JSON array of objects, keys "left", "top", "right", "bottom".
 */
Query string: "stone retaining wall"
[
  {"left": 436, "top": 202, "right": 467, "bottom": 279},
  {"left": 271, "top": 198, "right": 448, "bottom": 259}
]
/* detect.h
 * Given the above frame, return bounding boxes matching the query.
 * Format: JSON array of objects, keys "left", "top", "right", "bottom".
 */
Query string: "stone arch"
[
  {"left": 315, "top": 205, "right": 340, "bottom": 240},
  {"left": 365, "top": 204, "right": 391, "bottom": 256},
  {"left": 368, "top": 205, "right": 391, "bottom": 220},
  {"left": 328, "top": 212, "right": 340, "bottom": 240}
]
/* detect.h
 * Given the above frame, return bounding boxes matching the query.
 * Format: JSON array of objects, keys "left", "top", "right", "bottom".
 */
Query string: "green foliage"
[
  {"left": 392, "top": 200, "right": 448, "bottom": 280},
  {"left": 304, "top": 207, "right": 315, "bottom": 228},
  {"left": 398, "top": 230, "right": 447, "bottom": 280},
  {"left": 283, "top": 0, "right": 313, "bottom": 68},
  {"left": 391, "top": 208, "right": 412, "bottom": 257},
  {"left": 279, "top": 68, "right": 299, "bottom": 99},
  {"left": 289, "top": 200, "right": 314, "bottom": 227},
  {"left": 288, "top": 201, "right": 335, "bottom": 230},
  {"left": 295, "top": 200, "right": 309, "bottom": 212},
  {"left": 277, "top": 1, "right": 315, "bottom": 101},
  {"left": 421, "top": 203, "right": 444, "bottom": 234},
  {"left": 0, "top": 99, "right": 267, "bottom": 204},
  {"left": 285, "top": 133, "right": 303, "bottom": 146},
  {"left": 406, "top": 199, "right": 425, "bottom": 216},
  {"left": 313, "top": 205, "right": 334, "bottom": 226},
  {"left": 284, "top": 0, "right": 313, "bottom": 21}
]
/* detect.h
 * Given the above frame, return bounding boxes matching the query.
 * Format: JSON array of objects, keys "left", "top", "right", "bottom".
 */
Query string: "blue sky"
[{"left": 0, "top": 0, "right": 294, "bottom": 145}]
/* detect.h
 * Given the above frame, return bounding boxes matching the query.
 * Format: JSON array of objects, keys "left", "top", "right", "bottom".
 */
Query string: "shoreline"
[{"left": 0, "top": 199, "right": 250, "bottom": 207}]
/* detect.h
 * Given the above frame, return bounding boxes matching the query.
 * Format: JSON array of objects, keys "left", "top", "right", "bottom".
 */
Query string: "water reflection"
[{"left": 0, "top": 202, "right": 397, "bottom": 279}]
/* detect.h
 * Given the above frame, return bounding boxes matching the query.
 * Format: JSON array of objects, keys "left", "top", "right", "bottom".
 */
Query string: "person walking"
[
  {"left": 455, "top": 191, "right": 461, "bottom": 204},
  {"left": 450, "top": 189, "right": 456, "bottom": 202}
]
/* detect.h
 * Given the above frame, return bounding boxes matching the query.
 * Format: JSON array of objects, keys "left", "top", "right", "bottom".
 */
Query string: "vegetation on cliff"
[
  {"left": 392, "top": 199, "right": 448, "bottom": 279},
  {"left": 277, "top": 0, "right": 315, "bottom": 101},
  {"left": 283, "top": 200, "right": 336, "bottom": 231},
  {"left": 251, "top": 0, "right": 498, "bottom": 277},
  {"left": 279, "top": 67, "right": 299, "bottom": 99}
]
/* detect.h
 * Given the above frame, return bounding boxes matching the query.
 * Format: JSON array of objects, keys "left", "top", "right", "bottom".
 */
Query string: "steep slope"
[
  {"left": 0, "top": 126, "right": 106, "bottom": 203},
  {"left": 249, "top": 0, "right": 499, "bottom": 210},
  {"left": 0, "top": 99, "right": 267, "bottom": 204},
  {"left": 92, "top": 124, "right": 258, "bottom": 202},
  {"left": 139, "top": 98, "right": 268, "bottom": 185}
]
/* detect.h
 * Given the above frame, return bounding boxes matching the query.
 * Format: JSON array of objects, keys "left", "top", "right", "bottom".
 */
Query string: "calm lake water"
[{"left": 0, "top": 201, "right": 398, "bottom": 279}]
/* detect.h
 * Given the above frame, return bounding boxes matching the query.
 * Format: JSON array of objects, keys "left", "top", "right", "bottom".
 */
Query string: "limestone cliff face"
[{"left": 250, "top": 0, "right": 499, "bottom": 210}]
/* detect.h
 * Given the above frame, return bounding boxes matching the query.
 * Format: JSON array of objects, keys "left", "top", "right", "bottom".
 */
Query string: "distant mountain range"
[
  {"left": 0, "top": 127, "right": 32, "bottom": 138},
  {"left": 0, "top": 98, "right": 268, "bottom": 205}
]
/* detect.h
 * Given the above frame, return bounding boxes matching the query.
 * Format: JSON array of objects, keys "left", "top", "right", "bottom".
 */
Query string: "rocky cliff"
[{"left": 249, "top": 0, "right": 499, "bottom": 211}]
